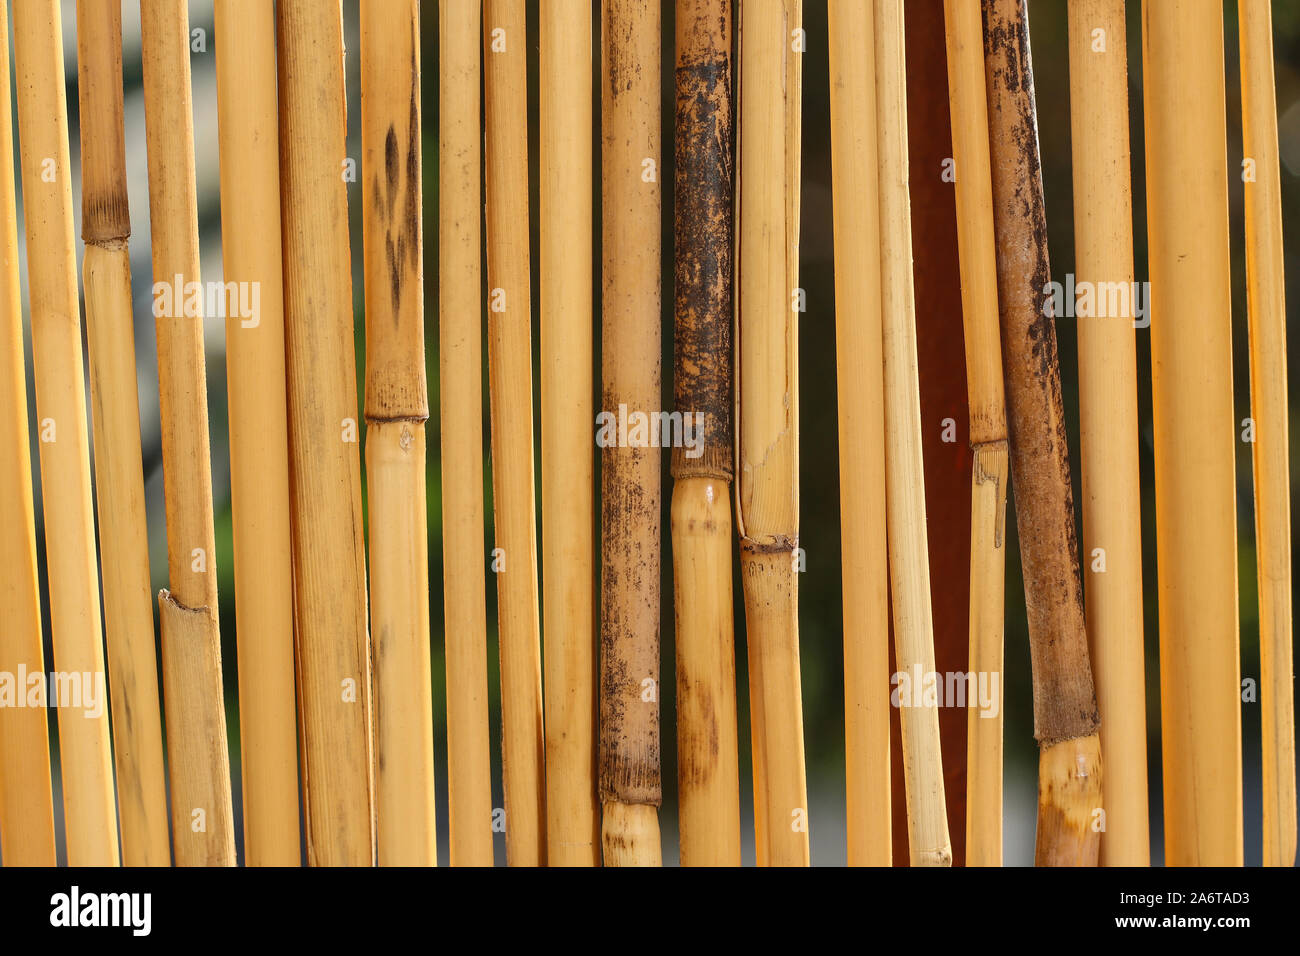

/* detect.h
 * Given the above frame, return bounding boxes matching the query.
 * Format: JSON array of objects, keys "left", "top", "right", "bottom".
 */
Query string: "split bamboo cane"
[
  {"left": 1066, "top": 0, "right": 1148, "bottom": 867},
  {"left": 140, "top": 0, "right": 235, "bottom": 867},
  {"left": 600, "top": 0, "right": 663, "bottom": 868},
  {"left": 12, "top": 0, "right": 119, "bottom": 867},
  {"left": 439, "top": 0, "right": 494, "bottom": 867},
  {"left": 828, "top": 0, "right": 890, "bottom": 868},
  {"left": 673, "top": 0, "right": 741, "bottom": 867},
  {"left": 542, "top": 0, "right": 599, "bottom": 866},
  {"left": 1238, "top": 0, "right": 1296, "bottom": 870},
  {"left": 0, "top": 0, "right": 55, "bottom": 866},
  {"left": 76, "top": 0, "right": 170, "bottom": 868},
  {"left": 984, "top": 0, "right": 1102, "bottom": 867},
  {"left": 941, "top": 0, "right": 1008, "bottom": 868},
  {"left": 736, "top": 0, "right": 810, "bottom": 867},
  {"left": 483, "top": 0, "right": 546, "bottom": 866},
  {"left": 361, "top": 0, "right": 436, "bottom": 867},
  {"left": 1141, "top": 0, "right": 1242, "bottom": 867},
  {"left": 276, "top": 0, "right": 376, "bottom": 867},
  {"left": 213, "top": 0, "right": 301, "bottom": 868}
]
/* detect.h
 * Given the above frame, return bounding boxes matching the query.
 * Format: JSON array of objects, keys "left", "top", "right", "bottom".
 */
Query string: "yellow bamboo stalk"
[
  {"left": 1067, "top": 0, "right": 1149, "bottom": 867},
  {"left": 1239, "top": 0, "right": 1294, "bottom": 869},
  {"left": 942, "top": 0, "right": 1008, "bottom": 867},
  {"left": 276, "top": 0, "right": 376, "bottom": 867},
  {"left": 1142, "top": 0, "right": 1242, "bottom": 867},
  {"left": 12, "top": 0, "right": 119, "bottom": 867},
  {"left": 736, "top": 0, "right": 809, "bottom": 868},
  {"left": 439, "top": 0, "right": 494, "bottom": 867},
  {"left": 361, "top": 0, "right": 436, "bottom": 867},
  {"left": 483, "top": 0, "right": 546, "bottom": 866},
  {"left": 140, "top": 0, "right": 235, "bottom": 867},
  {"left": 0, "top": 0, "right": 55, "bottom": 866},
  {"left": 541, "top": 0, "right": 599, "bottom": 867},
  {"left": 213, "top": 0, "right": 301, "bottom": 867}
]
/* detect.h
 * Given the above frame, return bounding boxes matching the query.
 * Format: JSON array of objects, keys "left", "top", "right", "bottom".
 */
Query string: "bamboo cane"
[
  {"left": 600, "top": 0, "right": 663, "bottom": 868},
  {"left": 439, "top": 0, "right": 494, "bottom": 868},
  {"left": 483, "top": 0, "right": 546, "bottom": 866},
  {"left": 541, "top": 0, "right": 599, "bottom": 866},
  {"left": 984, "top": 0, "right": 1102, "bottom": 867},
  {"left": 1141, "top": 0, "right": 1242, "bottom": 867},
  {"left": 361, "top": 0, "right": 436, "bottom": 867},
  {"left": 139, "top": 0, "right": 235, "bottom": 867},
  {"left": 736, "top": 0, "right": 810, "bottom": 868},
  {"left": 1239, "top": 0, "right": 1296, "bottom": 870},
  {"left": 75, "top": 0, "right": 170, "bottom": 868},
  {"left": 0, "top": 0, "right": 55, "bottom": 866},
  {"left": 876, "top": 0, "right": 953, "bottom": 868},
  {"left": 673, "top": 0, "right": 741, "bottom": 868},
  {"left": 828, "top": 0, "right": 890, "bottom": 868},
  {"left": 276, "top": 0, "right": 376, "bottom": 867},
  {"left": 213, "top": 0, "right": 300, "bottom": 868},
  {"left": 1066, "top": 0, "right": 1148, "bottom": 867},
  {"left": 11, "top": 0, "right": 119, "bottom": 867},
  {"left": 941, "top": 0, "right": 1008, "bottom": 868}
]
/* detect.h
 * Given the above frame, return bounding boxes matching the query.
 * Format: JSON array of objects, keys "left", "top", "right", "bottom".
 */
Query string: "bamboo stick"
[
  {"left": 1066, "top": 0, "right": 1148, "bottom": 867},
  {"left": 483, "top": 0, "right": 546, "bottom": 866},
  {"left": 673, "top": 0, "right": 741, "bottom": 868},
  {"left": 941, "top": 0, "right": 1008, "bottom": 868},
  {"left": 213, "top": 0, "right": 301, "bottom": 868},
  {"left": 12, "top": 0, "right": 119, "bottom": 867},
  {"left": 1141, "top": 0, "right": 1242, "bottom": 867},
  {"left": 361, "top": 0, "right": 436, "bottom": 867},
  {"left": 75, "top": 0, "right": 170, "bottom": 868},
  {"left": 828, "top": 0, "right": 890, "bottom": 868},
  {"left": 600, "top": 0, "right": 663, "bottom": 868},
  {"left": 439, "top": 0, "right": 494, "bottom": 868},
  {"left": 276, "top": 0, "right": 376, "bottom": 867},
  {"left": 1239, "top": 0, "right": 1296, "bottom": 870},
  {"left": 541, "top": 0, "right": 599, "bottom": 866},
  {"left": 736, "top": 0, "right": 809, "bottom": 868},
  {"left": 984, "top": 0, "right": 1102, "bottom": 867},
  {"left": 0, "top": 0, "right": 55, "bottom": 866}
]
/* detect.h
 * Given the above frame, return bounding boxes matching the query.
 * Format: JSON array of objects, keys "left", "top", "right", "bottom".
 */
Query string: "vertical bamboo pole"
[
  {"left": 483, "top": 0, "right": 546, "bottom": 866},
  {"left": 0, "top": 0, "right": 56, "bottom": 866},
  {"left": 736, "top": 0, "right": 809, "bottom": 867},
  {"left": 361, "top": 0, "right": 436, "bottom": 867},
  {"left": 941, "top": 0, "right": 1007, "bottom": 867},
  {"left": 1239, "top": 0, "right": 1296, "bottom": 870},
  {"left": 828, "top": 0, "right": 890, "bottom": 867},
  {"left": 12, "top": 0, "right": 119, "bottom": 867},
  {"left": 542, "top": 0, "right": 599, "bottom": 866},
  {"left": 673, "top": 0, "right": 741, "bottom": 867},
  {"left": 139, "top": 0, "right": 235, "bottom": 867},
  {"left": 439, "top": 0, "right": 494, "bottom": 867},
  {"left": 1142, "top": 0, "right": 1242, "bottom": 867},
  {"left": 277, "top": 0, "right": 376, "bottom": 867},
  {"left": 600, "top": 0, "right": 663, "bottom": 867},
  {"left": 1066, "top": 0, "right": 1148, "bottom": 867},
  {"left": 877, "top": 0, "right": 953, "bottom": 868},
  {"left": 213, "top": 0, "right": 301, "bottom": 868},
  {"left": 76, "top": 0, "right": 170, "bottom": 868}
]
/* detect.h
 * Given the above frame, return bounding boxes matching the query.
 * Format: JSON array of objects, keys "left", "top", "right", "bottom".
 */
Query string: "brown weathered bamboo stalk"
[
  {"left": 0, "top": 0, "right": 56, "bottom": 866},
  {"left": 12, "top": 0, "right": 119, "bottom": 867},
  {"left": 673, "top": 0, "right": 741, "bottom": 867},
  {"left": 277, "top": 0, "right": 376, "bottom": 867},
  {"left": 439, "top": 0, "right": 494, "bottom": 868},
  {"left": 76, "top": 0, "right": 170, "bottom": 868},
  {"left": 600, "top": 0, "right": 663, "bottom": 867},
  {"left": 983, "top": 0, "right": 1102, "bottom": 867},
  {"left": 483, "top": 0, "right": 546, "bottom": 866},
  {"left": 541, "top": 0, "right": 599, "bottom": 867}
]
